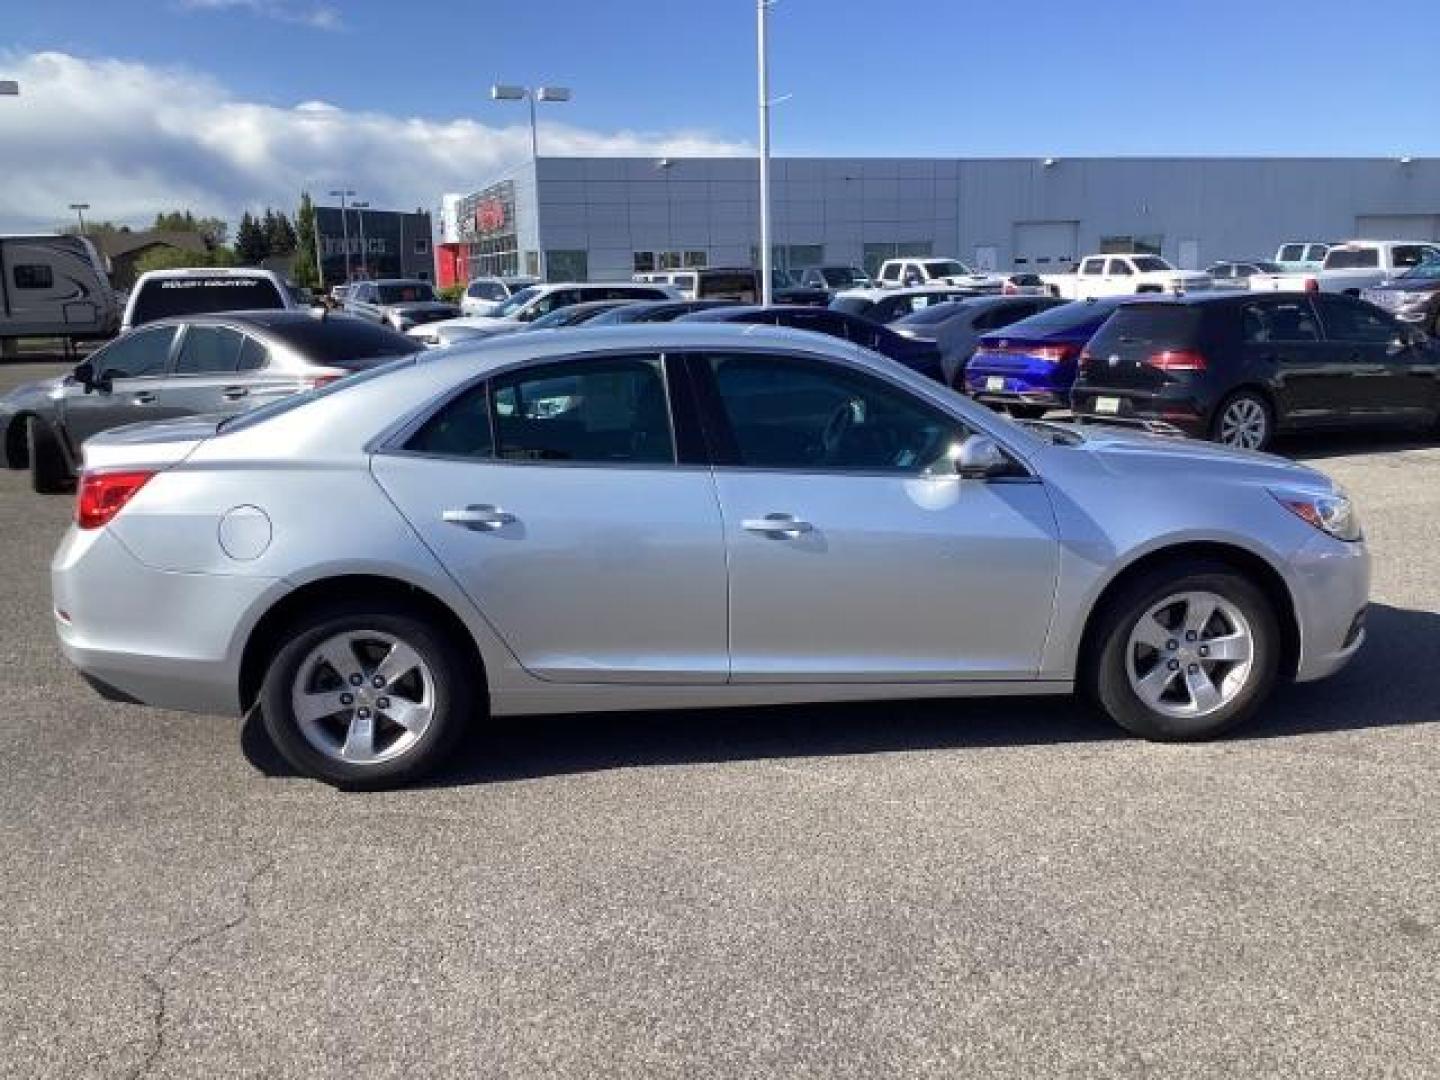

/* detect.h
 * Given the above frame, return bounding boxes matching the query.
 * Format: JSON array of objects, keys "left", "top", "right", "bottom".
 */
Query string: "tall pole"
[
  {"left": 330, "top": 189, "right": 355, "bottom": 283},
  {"left": 757, "top": 0, "right": 773, "bottom": 307},
  {"left": 69, "top": 203, "right": 89, "bottom": 235},
  {"left": 353, "top": 202, "right": 369, "bottom": 279}
]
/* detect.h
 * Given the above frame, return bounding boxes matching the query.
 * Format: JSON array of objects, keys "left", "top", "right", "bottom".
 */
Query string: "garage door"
[
  {"left": 1355, "top": 214, "right": 1440, "bottom": 241},
  {"left": 1013, "top": 220, "right": 1078, "bottom": 271}
]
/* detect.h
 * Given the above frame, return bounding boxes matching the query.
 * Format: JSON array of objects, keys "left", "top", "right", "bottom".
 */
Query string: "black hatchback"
[{"left": 1070, "top": 291, "right": 1440, "bottom": 450}]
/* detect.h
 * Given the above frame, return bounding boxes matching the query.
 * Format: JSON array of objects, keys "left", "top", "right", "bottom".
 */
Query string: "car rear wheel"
[
  {"left": 27, "top": 416, "right": 71, "bottom": 493},
  {"left": 1211, "top": 391, "right": 1273, "bottom": 451},
  {"left": 259, "top": 604, "right": 476, "bottom": 788},
  {"left": 1087, "top": 562, "right": 1279, "bottom": 741}
]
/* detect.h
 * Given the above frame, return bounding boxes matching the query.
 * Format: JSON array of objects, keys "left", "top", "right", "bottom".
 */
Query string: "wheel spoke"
[
  {"left": 341, "top": 711, "right": 376, "bottom": 761},
  {"left": 316, "top": 637, "right": 363, "bottom": 684},
  {"left": 294, "top": 690, "right": 349, "bottom": 724},
  {"left": 1182, "top": 594, "right": 1217, "bottom": 638},
  {"left": 1204, "top": 631, "right": 1251, "bottom": 663},
  {"left": 373, "top": 641, "right": 423, "bottom": 689},
  {"left": 381, "top": 697, "right": 432, "bottom": 736},
  {"left": 1131, "top": 615, "right": 1172, "bottom": 653},
  {"left": 1184, "top": 666, "right": 1223, "bottom": 714},
  {"left": 1134, "top": 661, "right": 1178, "bottom": 706}
]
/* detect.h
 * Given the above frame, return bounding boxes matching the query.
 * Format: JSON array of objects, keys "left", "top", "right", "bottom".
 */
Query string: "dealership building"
[
  {"left": 313, "top": 204, "right": 434, "bottom": 288},
  {"left": 436, "top": 155, "right": 1440, "bottom": 285}
]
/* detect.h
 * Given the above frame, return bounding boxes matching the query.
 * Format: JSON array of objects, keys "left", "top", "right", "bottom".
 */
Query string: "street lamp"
[
  {"left": 756, "top": 0, "right": 775, "bottom": 306},
  {"left": 69, "top": 203, "right": 90, "bottom": 235},
  {"left": 328, "top": 188, "right": 356, "bottom": 283},
  {"left": 351, "top": 201, "right": 370, "bottom": 279},
  {"left": 491, "top": 83, "right": 571, "bottom": 280}
]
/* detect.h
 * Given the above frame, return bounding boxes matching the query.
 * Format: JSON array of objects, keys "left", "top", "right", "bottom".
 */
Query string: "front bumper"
[
  {"left": 52, "top": 526, "right": 280, "bottom": 716},
  {"left": 1289, "top": 532, "right": 1371, "bottom": 683}
]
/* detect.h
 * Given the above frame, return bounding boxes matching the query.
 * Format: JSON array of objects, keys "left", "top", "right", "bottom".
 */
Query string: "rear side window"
[
  {"left": 491, "top": 356, "right": 674, "bottom": 465},
  {"left": 13, "top": 264, "right": 53, "bottom": 289},
  {"left": 237, "top": 336, "right": 269, "bottom": 371},
  {"left": 1242, "top": 299, "right": 1320, "bottom": 343},
  {"left": 263, "top": 317, "right": 417, "bottom": 370},
  {"left": 174, "top": 325, "right": 246, "bottom": 374},
  {"left": 132, "top": 276, "right": 285, "bottom": 325},
  {"left": 95, "top": 325, "right": 179, "bottom": 379},
  {"left": 1325, "top": 248, "right": 1379, "bottom": 270},
  {"left": 407, "top": 383, "right": 494, "bottom": 459}
]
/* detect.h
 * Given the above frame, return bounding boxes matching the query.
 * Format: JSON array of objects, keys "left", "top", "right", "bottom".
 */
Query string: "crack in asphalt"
[{"left": 123, "top": 855, "right": 277, "bottom": 1080}]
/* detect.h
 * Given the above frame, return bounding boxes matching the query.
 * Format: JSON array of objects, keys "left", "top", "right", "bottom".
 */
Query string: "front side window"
[
  {"left": 1242, "top": 299, "right": 1321, "bottom": 344},
  {"left": 13, "top": 264, "right": 53, "bottom": 289},
  {"left": 705, "top": 353, "right": 959, "bottom": 473},
  {"left": 1081, "top": 258, "right": 1106, "bottom": 276},
  {"left": 174, "top": 325, "right": 246, "bottom": 374},
  {"left": 95, "top": 325, "right": 179, "bottom": 379},
  {"left": 491, "top": 356, "right": 673, "bottom": 465},
  {"left": 1279, "top": 244, "right": 1305, "bottom": 262},
  {"left": 1313, "top": 295, "right": 1396, "bottom": 344},
  {"left": 1306, "top": 245, "right": 1330, "bottom": 262}
]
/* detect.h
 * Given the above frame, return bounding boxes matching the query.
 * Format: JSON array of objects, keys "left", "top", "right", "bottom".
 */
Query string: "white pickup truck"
[
  {"left": 874, "top": 257, "right": 1008, "bottom": 293},
  {"left": 1248, "top": 239, "right": 1440, "bottom": 295},
  {"left": 1043, "top": 254, "right": 1210, "bottom": 300}
]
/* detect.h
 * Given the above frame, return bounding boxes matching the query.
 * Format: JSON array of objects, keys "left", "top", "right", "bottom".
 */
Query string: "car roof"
[
  {"left": 139, "top": 309, "right": 376, "bottom": 330},
  {"left": 835, "top": 285, "right": 968, "bottom": 300}
]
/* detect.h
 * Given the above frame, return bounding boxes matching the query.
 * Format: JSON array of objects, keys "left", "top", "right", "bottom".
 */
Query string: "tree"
[
  {"left": 152, "top": 210, "right": 228, "bottom": 248},
  {"left": 292, "top": 192, "right": 320, "bottom": 290},
  {"left": 235, "top": 211, "right": 270, "bottom": 265},
  {"left": 133, "top": 244, "right": 237, "bottom": 275},
  {"left": 265, "top": 209, "right": 297, "bottom": 256}
]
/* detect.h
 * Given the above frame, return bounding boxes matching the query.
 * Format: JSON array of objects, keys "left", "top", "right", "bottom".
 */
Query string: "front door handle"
[
  {"left": 442, "top": 504, "right": 517, "bottom": 531},
  {"left": 132, "top": 392, "right": 157, "bottom": 405},
  {"left": 221, "top": 385, "right": 250, "bottom": 400},
  {"left": 742, "top": 513, "right": 814, "bottom": 537}
]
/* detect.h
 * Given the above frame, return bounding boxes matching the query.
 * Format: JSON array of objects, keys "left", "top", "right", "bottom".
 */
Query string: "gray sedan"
[
  {"left": 1, "top": 310, "right": 417, "bottom": 491},
  {"left": 52, "top": 324, "right": 1369, "bottom": 787}
]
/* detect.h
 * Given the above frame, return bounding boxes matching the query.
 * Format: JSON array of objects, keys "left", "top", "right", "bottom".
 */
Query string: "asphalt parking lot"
[{"left": 1, "top": 359, "right": 1437, "bottom": 1079}]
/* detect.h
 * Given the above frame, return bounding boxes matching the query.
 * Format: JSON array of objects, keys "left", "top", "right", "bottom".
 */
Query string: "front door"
[
  {"left": 691, "top": 351, "right": 1059, "bottom": 682},
  {"left": 58, "top": 324, "right": 181, "bottom": 450},
  {"left": 372, "top": 353, "right": 729, "bottom": 684},
  {"left": 1312, "top": 294, "right": 1428, "bottom": 420}
]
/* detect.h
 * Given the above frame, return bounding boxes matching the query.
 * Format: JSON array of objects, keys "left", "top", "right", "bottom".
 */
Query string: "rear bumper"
[
  {"left": 52, "top": 526, "right": 278, "bottom": 716},
  {"left": 1070, "top": 386, "right": 1213, "bottom": 437}
]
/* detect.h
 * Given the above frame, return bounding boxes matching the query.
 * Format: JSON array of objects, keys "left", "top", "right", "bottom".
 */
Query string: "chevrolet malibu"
[{"left": 52, "top": 324, "right": 1369, "bottom": 787}]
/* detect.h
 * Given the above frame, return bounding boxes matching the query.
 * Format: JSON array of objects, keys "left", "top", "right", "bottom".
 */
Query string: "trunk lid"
[{"left": 80, "top": 416, "right": 222, "bottom": 472}]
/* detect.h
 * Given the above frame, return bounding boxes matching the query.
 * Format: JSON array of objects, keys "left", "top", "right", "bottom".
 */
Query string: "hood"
[
  {"left": 1073, "top": 424, "right": 1330, "bottom": 487},
  {"left": 432, "top": 314, "right": 517, "bottom": 331},
  {"left": 1, "top": 375, "right": 68, "bottom": 408},
  {"left": 1370, "top": 276, "right": 1440, "bottom": 293}
]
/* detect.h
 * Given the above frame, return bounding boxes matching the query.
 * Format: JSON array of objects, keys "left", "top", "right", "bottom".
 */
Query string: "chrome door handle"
[
  {"left": 742, "top": 513, "right": 814, "bottom": 537},
  {"left": 221, "top": 386, "right": 250, "bottom": 400},
  {"left": 442, "top": 504, "right": 516, "bottom": 531},
  {"left": 132, "top": 392, "right": 156, "bottom": 405}
]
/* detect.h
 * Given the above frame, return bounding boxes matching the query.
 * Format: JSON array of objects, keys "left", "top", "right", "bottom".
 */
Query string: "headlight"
[{"left": 1270, "top": 486, "right": 1363, "bottom": 542}]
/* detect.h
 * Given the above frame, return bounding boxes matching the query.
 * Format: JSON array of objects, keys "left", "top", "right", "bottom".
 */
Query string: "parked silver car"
[
  {"left": 343, "top": 279, "right": 458, "bottom": 331},
  {"left": 52, "top": 324, "right": 1369, "bottom": 787}
]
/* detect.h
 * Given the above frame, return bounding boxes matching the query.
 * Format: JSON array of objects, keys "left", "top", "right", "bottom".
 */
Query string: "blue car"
[{"left": 965, "top": 296, "right": 1131, "bottom": 417}]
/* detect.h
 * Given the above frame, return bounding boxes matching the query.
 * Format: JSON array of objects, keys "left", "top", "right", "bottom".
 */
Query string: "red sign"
[{"left": 475, "top": 198, "right": 507, "bottom": 234}]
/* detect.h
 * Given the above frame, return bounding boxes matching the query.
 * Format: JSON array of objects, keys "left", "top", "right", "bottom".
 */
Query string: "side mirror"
[
  {"left": 73, "top": 360, "right": 110, "bottom": 394},
  {"left": 953, "top": 434, "right": 1013, "bottom": 479}
]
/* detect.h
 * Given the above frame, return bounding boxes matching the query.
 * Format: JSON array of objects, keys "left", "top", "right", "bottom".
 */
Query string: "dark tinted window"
[
  {"left": 695, "top": 271, "right": 758, "bottom": 300},
  {"left": 13, "top": 264, "right": 53, "bottom": 289},
  {"left": 132, "top": 276, "right": 285, "bottom": 325},
  {"left": 237, "top": 336, "right": 269, "bottom": 371},
  {"left": 829, "top": 296, "right": 875, "bottom": 317},
  {"left": 491, "top": 356, "right": 673, "bottom": 464},
  {"left": 1314, "top": 296, "right": 1396, "bottom": 344},
  {"left": 773, "top": 310, "right": 848, "bottom": 338},
  {"left": 96, "top": 325, "right": 179, "bottom": 379},
  {"left": 467, "top": 281, "right": 507, "bottom": 301},
  {"left": 1242, "top": 299, "right": 1320, "bottom": 343},
  {"left": 1000, "top": 299, "right": 1126, "bottom": 337},
  {"left": 376, "top": 282, "right": 436, "bottom": 304},
  {"left": 707, "top": 354, "right": 958, "bottom": 473},
  {"left": 1325, "top": 248, "right": 1379, "bottom": 270},
  {"left": 894, "top": 303, "right": 969, "bottom": 328},
  {"left": 1087, "top": 305, "right": 1202, "bottom": 350},
  {"left": 407, "top": 383, "right": 493, "bottom": 459},
  {"left": 1131, "top": 256, "right": 1170, "bottom": 273},
  {"left": 1279, "top": 244, "right": 1305, "bottom": 262},
  {"left": 262, "top": 316, "right": 417, "bottom": 369},
  {"left": 1107, "top": 259, "right": 1134, "bottom": 276},
  {"left": 174, "top": 325, "right": 245, "bottom": 374},
  {"left": 973, "top": 302, "right": 1041, "bottom": 331},
  {"left": 1393, "top": 245, "right": 1439, "bottom": 270}
]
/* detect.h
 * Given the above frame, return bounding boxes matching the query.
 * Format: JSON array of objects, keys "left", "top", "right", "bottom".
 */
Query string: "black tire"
[
  {"left": 258, "top": 602, "right": 477, "bottom": 789},
  {"left": 1085, "top": 561, "right": 1280, "bottom": 742},
  {"left": 1209, "top": 389, "right": 1274, "bottom": 452},
  {"left": 1006, "top": 404, "right": 1048, "bottom": 421},
  {"left": 27, "top": 416, "right": 71, "bottom": 494}
]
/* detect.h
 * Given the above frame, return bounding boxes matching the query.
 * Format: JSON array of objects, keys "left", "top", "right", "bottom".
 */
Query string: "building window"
[
  {"left": 546, "top": 250, "right": 589, "bottom": 282},
  {"left": 13, "top": 264, "right": 53, "bottom": 290},
  {"left": 633, "top": 251, "right": 656, "bottom": 273},
  {"left": 524, "top": 251, "right": 540, "bottom": 277},
  {"left": 683, "top": 250, "right": 708, "bottom": 268},
  {"left": 658, "top": 251, "right": 684, "bottom": 270},
  {"left": 414, "top": 238, "right": 429, "bottom": 255}
]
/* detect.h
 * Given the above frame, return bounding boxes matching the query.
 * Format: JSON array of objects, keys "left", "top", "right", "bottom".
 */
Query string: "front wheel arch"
[
  {"left": 1076, "top": 542, "right": 1301, "bottom": 687},
  {"left": 238, "top": 574, "right": 487, "bottom": 715}
]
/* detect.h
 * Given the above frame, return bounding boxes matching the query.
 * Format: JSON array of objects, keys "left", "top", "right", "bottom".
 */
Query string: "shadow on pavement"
[
  {"left": 1278, "top": 428, "right": 1438, "bottom": 461},
  {"left": 240, "top": 603, "right": 1439, "bottom": 787}
]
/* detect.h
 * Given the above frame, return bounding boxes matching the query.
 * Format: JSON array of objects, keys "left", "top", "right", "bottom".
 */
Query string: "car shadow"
[
  {"left": 239, "top": 602, "right": 1439, "bottom": 788},
  {"left": 1277, "top": 427, "right": 1438, "bottom": 461}
]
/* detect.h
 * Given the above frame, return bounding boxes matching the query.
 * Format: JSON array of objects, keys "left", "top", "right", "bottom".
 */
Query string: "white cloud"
[
  {"left": 177, "top": 0, "right": 342, "bottom": 31},
  {"left": 0, "top": 51, "right": 750, "bottom": 233}
]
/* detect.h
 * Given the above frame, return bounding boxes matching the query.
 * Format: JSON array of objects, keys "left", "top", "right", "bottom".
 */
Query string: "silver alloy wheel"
[
  {"left": 1126, "top": 591, "right": 1255, "bottom": 720},
  {"left": 1217, "top": 396, "right": 1269, "bottom": 450},
  {"left": 290, "top": 630, "right": 435, "bottom": 765}
]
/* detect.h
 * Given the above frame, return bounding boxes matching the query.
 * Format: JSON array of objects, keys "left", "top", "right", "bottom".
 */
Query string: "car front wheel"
[
  {"left": 1088, "top": 562, "right": 1280, "bottom": 741},
  {"left": 259, "top": 604, "right": 476, "bottom": 788}
]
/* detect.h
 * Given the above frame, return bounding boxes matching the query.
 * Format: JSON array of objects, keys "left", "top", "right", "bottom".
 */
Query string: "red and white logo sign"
[{"left": 475, "top": 199, "right": 506, "bottom": 233}]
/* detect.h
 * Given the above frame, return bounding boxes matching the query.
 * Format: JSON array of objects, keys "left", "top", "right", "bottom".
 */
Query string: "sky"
[{"left": 3, "top": 0, "right": 1439, "bottom": 232}]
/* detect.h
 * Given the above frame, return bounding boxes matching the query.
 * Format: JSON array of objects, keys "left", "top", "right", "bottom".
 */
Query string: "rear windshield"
[
  {"left": 377, "top": 282, "right": 437, "bottom": 304},
  {"left": 999, "top": 299, "right": 1125, "bottom": 337},
  {"left": 263, "top": 316, "right": 420, "bottom": 370},
  {"left": 1087, "top": 305, "right": 1201, "bottom": 350},
  {"left": 695, "top": 271, "right": 757, "bottom": 298},
  {"left": 1326, "top": 248, "right": 1379, "bottom": 269},
  {"left": 132, "top": 276, "right": 284, "bottom": 325},
  {"left": 829, "top": 297, "right": 873, "bottom": 317},
  {"left": 893, "top": 303, "right": 970, "bottom": 327}
]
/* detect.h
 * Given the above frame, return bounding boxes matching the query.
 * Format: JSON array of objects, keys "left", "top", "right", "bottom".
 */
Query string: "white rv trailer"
[{"left": 0, "top": 235, "right": 120, "bottom": 350}]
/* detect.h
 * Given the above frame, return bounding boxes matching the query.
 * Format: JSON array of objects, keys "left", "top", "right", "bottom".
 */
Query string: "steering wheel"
[{"left": 819, "top": 400, "right": 855, "bottom": 461}]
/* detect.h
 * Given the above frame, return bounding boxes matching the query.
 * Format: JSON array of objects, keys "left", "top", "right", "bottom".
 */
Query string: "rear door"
[
  {"left": 371, "top": 353, "right": 729, "bottom": 684},
  {"left": 1239, "top": 296, "right": 1335, "bottom": 423},
  {"left": 57, "top": 325, "right": 181, "bottom": 449},
  {"left": 155, "top": 324, "right": 301, "bottom": 420}
]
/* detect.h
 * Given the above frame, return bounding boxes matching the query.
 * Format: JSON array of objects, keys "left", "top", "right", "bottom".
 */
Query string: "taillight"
[
  {"left": 304, "top": 374, "right": 343, "bottom": 390},
  {"left": 1031, "top": 344, "right": 1078, "bottom": 364},
  {"left": 1304, "top": 278, "right": 1319, "bottom": 293},
  {"left": 1002, "top": 281, "right": 1018, "bottom": 295},
  {"left": 76, "top": 470, "right": 156, "bottom": 530},
  {"left": 1147, "top": 348, "right": 1208, "bottom": 372}
]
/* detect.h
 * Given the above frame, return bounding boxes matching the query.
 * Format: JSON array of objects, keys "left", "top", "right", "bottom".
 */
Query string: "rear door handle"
[
  {"left": 442, "top": 504, "right": 516, "bottom": 531},
  {"left": 132, "top": 392, "right": 156, "bottom": 405},
  {"left": 742, "top": 513, "right": 814, "bottom": 537},
  {"left": 221, "top": 385, "right": 250, "bottom": 400}
]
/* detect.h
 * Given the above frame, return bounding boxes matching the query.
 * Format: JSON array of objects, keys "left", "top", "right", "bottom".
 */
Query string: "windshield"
[
  {"left": 493, "top": 286, "right": 543, "bottom": 318},
  {"left": 924, "top": 260, "right": 971, "bottom": 277},
  {"left": 376, "top": 282, "right": 437, "bottom": 304},
  {"left": 1131, "top": 256, "right": 1173, "bottom": 273},
  {"left": 1399, "top": 258, "right": 1440, "bottom": 281}
]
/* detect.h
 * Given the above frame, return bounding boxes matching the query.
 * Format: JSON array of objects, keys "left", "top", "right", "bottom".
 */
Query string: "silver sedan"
[{"left": 52, "top": 323, "right": 1369, "bottom": 787}]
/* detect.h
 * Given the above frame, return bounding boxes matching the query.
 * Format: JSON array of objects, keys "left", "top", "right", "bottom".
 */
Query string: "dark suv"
[{"left": 1071, "top": 291, "right": 1440, "bottom": 450}]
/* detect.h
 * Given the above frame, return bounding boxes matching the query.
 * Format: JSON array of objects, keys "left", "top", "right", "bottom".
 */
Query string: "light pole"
[
  {"left": 756, "top": 0, "right": 775, "bottom": 307},
  {"left": 69, "top": 203, "right": 90, "bottom": 236},
  {"left": 352, "top": 201, "right": 370, "bottom": 279},
  {"left": 491, "top": 83, "right": 571, "bottom": 280},
  {"left": 329, "top": 188, "right": 356, "bottom": 283}
]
